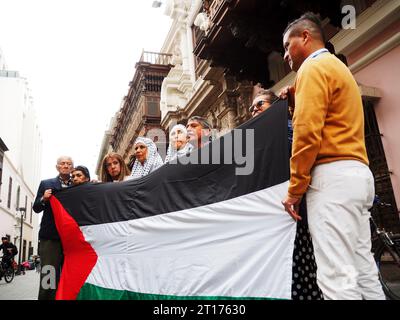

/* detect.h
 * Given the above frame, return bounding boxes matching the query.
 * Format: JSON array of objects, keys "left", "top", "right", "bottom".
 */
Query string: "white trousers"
[{"left": 306, "top": 160, "right": 385, "bottom": 300}]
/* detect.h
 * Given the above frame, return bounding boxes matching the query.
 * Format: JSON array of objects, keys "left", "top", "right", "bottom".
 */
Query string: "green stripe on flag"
[{"left": 77, "top": 283, "right": 285, "bottom": 300}]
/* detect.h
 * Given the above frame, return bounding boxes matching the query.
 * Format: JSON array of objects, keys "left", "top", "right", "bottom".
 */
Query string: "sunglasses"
[{"left": 249, "top": 100, "right": 267, "bottom": 113}]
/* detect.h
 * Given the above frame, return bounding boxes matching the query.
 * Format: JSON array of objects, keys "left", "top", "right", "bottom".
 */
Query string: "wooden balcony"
[
  {"left": 110, "top": 51, "right": 172, "bottom": 151},
  {"left": 193, "top": 0, "right": 345, "bottom": 86}
]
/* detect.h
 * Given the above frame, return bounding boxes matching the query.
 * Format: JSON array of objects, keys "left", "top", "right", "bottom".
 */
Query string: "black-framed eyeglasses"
[{"left": 249, "top": 100, "right": 267, "bottom": 113}]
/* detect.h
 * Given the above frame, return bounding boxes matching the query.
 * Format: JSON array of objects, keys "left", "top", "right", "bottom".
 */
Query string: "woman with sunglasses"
[
  {"left": 251, "top": 89, "right": 294, "bottom": 147},
  {"left": 249, "top": 89, "right": 278, "bottom": 118}
]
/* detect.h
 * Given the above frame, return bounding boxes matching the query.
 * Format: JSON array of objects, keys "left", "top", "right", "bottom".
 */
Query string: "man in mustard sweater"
[{"left": 281, "top": 12, "right": 384, "bottom": 300}]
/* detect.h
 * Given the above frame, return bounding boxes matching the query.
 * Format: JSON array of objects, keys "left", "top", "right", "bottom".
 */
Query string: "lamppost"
[{"left": 17, "top": 207, "right": 26, "bottom": 272}]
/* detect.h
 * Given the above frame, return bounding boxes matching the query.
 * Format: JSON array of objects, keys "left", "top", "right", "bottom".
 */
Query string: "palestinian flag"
[{"left": 51, "top": 100, "right": 297, "bottom": 300}]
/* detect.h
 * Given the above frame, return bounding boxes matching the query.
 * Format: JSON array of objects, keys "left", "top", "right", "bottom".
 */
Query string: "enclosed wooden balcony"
[
  {"left": 110, "top": 51, "right": 172, "bottom": 152},
  {"left": 193, "top": 0, "right": 350, "bottom": 87}
]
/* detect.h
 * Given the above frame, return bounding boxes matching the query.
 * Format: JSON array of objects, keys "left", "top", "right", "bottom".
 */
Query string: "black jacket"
[
  {"left": 0, "top": 242, "right": 18, "bottom": 257},
  {"left": 33, "top": 177, "right": 64, "bottom": 240}
]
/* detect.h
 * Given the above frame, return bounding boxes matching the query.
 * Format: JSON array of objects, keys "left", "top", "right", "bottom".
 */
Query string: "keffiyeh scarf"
[
  {"left": 164, "top": 124, "right": 194, "bottom": 163},
  {"left": 164, "top": 142, "right": 194, "bottom": 164},
  {"left": 130, "top": 137, "right": 164, "bottom": 179}
]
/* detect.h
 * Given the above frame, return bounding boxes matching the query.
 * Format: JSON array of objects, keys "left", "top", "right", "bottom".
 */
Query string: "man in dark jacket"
[{"left": 33, "top": 156, "right": 73, "bottom": 300}]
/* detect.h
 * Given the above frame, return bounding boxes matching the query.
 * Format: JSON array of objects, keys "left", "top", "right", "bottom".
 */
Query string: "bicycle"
[
  {"left": 0, "top": 256, "right": 15, "bottom": 283},
  {"left": 370, "top": 196, "right": 400, "bottom": 300}
]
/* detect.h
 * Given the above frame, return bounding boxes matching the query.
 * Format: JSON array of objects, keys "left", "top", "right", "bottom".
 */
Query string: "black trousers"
[{"left": 38, "top": 239, "right": 63, "bottom": 300}]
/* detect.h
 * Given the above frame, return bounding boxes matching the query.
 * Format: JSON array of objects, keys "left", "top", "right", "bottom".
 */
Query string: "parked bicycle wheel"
[
  {"left": 4, "top": 266, "right": 15, "bottom": 283},
  {"left": 374, "top": 234, "right": 400, "bottom": 300}
]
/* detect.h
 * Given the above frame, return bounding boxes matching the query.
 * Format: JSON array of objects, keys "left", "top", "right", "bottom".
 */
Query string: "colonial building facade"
[
  {"left": 96, "top": 51, "right": 172, "bottom": 171},
  {"left": 0, "top": 52, "right": 42, "bottom": 260},
  {"left": 160, "top": 0, "right": 254, "bottom": 136},
  {"left": 97, "top": 0, "right": 399, "bottom": 229},
  {"left": 158, "top": 0, "right": 399, "bottom": 229}
]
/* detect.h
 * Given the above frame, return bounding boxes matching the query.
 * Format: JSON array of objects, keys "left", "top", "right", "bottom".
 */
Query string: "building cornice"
[
  {"left": 331, "top": 0, "right": 400, "bottom": 56},
  {"left": 349, "top": 32, "right": 400, "bottom": 74}
]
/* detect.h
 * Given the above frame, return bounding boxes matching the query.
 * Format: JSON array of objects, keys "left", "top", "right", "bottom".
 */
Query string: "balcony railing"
[
  {"left": 143, "top": 73, "right": 165, "bottom": 92},
  {"left": 139, "top": 51, "right": 173, "bottom": 66},
  {"left": 208, "top": 0, "right": 225, "bottom": 22}
]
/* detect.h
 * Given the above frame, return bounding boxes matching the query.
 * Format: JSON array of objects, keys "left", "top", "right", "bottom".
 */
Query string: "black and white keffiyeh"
[
  {"left": 130, "top": 137, "right": 163, "bottom": 180},
  {"left": 164, "top": 143, "right": 194, "bottom": 164},
  {"left": 164, "top": 124, "right": 194, "bottom": 164}
]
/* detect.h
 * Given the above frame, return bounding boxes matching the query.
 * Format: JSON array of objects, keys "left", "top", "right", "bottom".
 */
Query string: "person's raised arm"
[{"left": 33, "top": 181, "right": 51, "bottom": 213}]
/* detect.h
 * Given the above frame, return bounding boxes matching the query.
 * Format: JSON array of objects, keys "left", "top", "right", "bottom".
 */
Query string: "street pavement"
[{"left": 0, "top": 269, "right": 39, "bottom": 300}]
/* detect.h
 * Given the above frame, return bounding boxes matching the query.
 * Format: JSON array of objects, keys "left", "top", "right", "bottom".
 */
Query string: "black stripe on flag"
[{"left": 54, "top": 99, "right": 290, "bottom": 226}]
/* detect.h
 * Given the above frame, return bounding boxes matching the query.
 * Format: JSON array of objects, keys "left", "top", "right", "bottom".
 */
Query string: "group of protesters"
[
  {"left": 33, "top": 115, "right": 213, "bottom": 300},
  {"left": 100, "top": 116, "right": 212, "bottom": 182},
  {"left": 32, "top": 11, "right": 386, "bottom": 301}
]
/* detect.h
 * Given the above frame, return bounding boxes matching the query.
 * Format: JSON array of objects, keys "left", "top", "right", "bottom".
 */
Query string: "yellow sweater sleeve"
[{"left": 288, "top": 61, "right": 330, "bottom": 198}]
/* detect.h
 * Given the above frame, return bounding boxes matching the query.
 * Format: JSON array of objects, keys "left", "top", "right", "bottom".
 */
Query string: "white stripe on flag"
[{"left": 81, "top": 181, "right": 296, "bottom": 299}]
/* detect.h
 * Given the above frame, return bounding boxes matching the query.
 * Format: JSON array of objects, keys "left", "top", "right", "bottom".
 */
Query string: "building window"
[
  {"left": 7, "top": 177, "right": 12, "bottom": 209},
  {"left": 30, "top": 202, "right": 33, "bottom": 224},
  {"left": 16, "top": 185, "right": 20, "bottom": 210},
  {"left": 148, "top": 101, "right": 159, "bottom": 116},
  {"left": 146, "top": 96, "right": 160, "bottom": 116},
  {"left": 28, "top": 241, "right": 33, "bottom": 257},
  {"left": 22, "top": 239, "right": 27, "bottom": 262},
  {"left": 363, "top": 100, "right": 399, "bottom": 232}
]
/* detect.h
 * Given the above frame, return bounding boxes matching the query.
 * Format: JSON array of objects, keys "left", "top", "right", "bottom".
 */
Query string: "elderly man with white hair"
[{"left": 33, "top": 155, "right": 74, "bottom": 300}]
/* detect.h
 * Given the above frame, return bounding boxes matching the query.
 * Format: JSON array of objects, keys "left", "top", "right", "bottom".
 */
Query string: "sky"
[{"left": 0, "top": 0, "right": 172, "bottom": 180}]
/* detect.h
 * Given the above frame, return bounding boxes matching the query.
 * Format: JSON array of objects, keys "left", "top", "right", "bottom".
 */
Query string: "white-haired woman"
[
  {"left": 130, "top": 137, "right": 164, "bottom": 180},
  {"left": 164, "top": 124, "right": 194, "bottom": 164}
]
